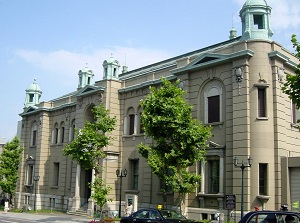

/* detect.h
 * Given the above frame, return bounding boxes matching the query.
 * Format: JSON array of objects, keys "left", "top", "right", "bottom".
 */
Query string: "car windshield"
[{"left": 160, "top": 210, "right": 186, "bottom": 220}]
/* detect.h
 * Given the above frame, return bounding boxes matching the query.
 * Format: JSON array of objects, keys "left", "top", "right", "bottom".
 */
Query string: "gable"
[
  {"left": 172, "top": 49, "right": 254, "bottom": 75},
  {"left": 76, "top": 85, "right": 104, "bottom": 97}
]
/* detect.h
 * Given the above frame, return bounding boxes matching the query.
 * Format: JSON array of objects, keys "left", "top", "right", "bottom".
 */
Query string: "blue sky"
[{"left": 0, "top": 0, "right": 299, "bottom": 142}]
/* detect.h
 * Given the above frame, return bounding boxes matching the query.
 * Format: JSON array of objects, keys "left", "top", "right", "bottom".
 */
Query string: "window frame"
[
  {"left": 254, "top": 83, "right": 269, "bottom": 120},
  {"left": 204, "top": 84, "right": 223, "bottom": 124},
  {"left": 30, "top": 122, "right": 38, "bottom": 147},
  {"left": 207, "top": 159, "right": 220, "bottom": 194},
  {"left": 259, "top": 163, "right": 268, "bottom": 195},
  {"left": 292, "top": 103, "right": 300, "bottom": 125},
  {"left": 53, "top": 162, "right": 60, "bottom": 187},
  {"left": 129, "top": 114, "right": 135, "bottom": 135},
  {"left": 26, "top": 164, "right": 34, "bottom": 186},
  {"left": 130, "top": 159, "right": 139, "bottom": 190}
]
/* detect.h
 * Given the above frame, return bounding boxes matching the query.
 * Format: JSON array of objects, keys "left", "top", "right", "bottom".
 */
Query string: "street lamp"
[
  {"left": 33, "top": 175, "right": 40, "bottom": 212},
  {"left": 116, "top": 169, "right": 127, "bottom": 218},
  {"left": 233, "top": 157, "right": 252, "bottom": 218}
]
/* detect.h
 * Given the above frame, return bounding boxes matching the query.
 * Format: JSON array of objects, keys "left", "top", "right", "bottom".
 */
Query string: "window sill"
[
  {"left": 123, "top": 133, "right": 145, "bottom": 137},
  {"left": 157, "top": 192, "right": 174, "bottom": 195},
  {"left": 124, "top": 189, "right": 139, "bottom": 194},
  {"left": 205, "top": 122, "right": 224, "bottom": 126},
  {"left": 197, "top": 193, "right": 224, "bottom": 198},
  {"left": 256, "top": 117, "right": 268, "bottom": 120},
  {"left": 50, "top": 186, "right": 59, "bottom": 189}
]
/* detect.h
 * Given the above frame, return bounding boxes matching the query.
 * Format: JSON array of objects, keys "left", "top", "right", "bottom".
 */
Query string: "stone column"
[
  {"left": 200, "top": 162, "right": 205, "bottom": 193},
  {"left": 71, "top": 164, "right": 81, "bottom": 212},
  {"left": 134, "top": 114, "right": 138, "bottom": 134},
  {"left": 124, "top": 116, "right": 127, "bottom": 135},
  {"left": 219, "top": 155, "right": 224, "bottom": 194}
]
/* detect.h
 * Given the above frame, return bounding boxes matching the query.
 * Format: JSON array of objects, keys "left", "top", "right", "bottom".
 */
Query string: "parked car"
[
  {"left": 239, "top": 210, "right": 300, "bottom": 223},
  {"left": 120, "top": 208, "right": 195, "bottom": 223}
]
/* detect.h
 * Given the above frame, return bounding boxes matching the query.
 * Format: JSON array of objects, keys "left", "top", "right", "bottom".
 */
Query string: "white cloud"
[
  {"left": 268, "top": 0, "right": 300, "bottom": 30},
  {"left": 15, "top": 47, "right": 172, "bottom": 81}
]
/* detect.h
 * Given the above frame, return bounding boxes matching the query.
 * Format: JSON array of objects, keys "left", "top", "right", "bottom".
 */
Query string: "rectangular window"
[
  {"left": 32, "top": 130, "right": 37, "bottom": 146},
  {"left": 208, "top": 160, "right": 219, "bottom": 194},
  {"left": 259, "top": 163, "right": 268, "bottom": 195},
  {"left": 24, "top": 195, "right": 30, "bottom": 204},
  {"left": 29, "top": 94, "right": 34, "bottom": 102},
  {"left": 53, "top": 162, "right": 60, "bottom": 186},
  {"left": 292, "top": 103, "right": 300, "bottom": 124},
  {"left": 26, "top": 165, "right": 34, "bottom": 185},
  {"left": 208, "top": 95, "right": 220, "bottom": 123},
  {"left": 129, "top": 114, "right": 135, "bottom": 135},
  {"left": 258, "top": 88, "right": 266, "bottom": 117},
  {"left": 130, "top": 160, "right": 139, "bottom": 190},
  {"left": 253, "top": 15, "right": 264, "bottom": 29}
]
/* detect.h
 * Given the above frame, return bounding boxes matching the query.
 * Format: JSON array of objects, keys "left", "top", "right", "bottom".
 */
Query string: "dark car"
[
  {"left": 239, "top": 210, "right": 300, "bottom": 223},
  {"left": 121, "top": 208, "right": 194, "bottom": 223}
]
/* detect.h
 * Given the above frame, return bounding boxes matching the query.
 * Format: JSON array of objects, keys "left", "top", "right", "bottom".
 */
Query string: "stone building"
[{"left": 15, "top": 0, "right": 300, "bottom": 220}]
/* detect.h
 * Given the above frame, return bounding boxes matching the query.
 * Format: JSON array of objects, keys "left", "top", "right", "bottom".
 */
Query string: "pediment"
[
  {"left": 172, "top": 49, "right": 254, "bottom": 75},
  {"left": 19, "top": 106, "right": 40, "bottom": 116},
  {"left": 77, "top": 85, "right": 100, "bottom": 96},
  {"left": 23, "top": 106, "right": 38, "bottom": 114}
]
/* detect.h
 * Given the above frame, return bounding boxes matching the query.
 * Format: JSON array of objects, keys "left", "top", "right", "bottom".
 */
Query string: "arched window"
[
  {"left": 204, "top": 84, "right": 223, "bottom": 124},
  {"left": 30, "top": 122, "right": 38, "bottom": 147},
  {"left": 126, "top": 107, "right": 135, "bottom": 135},
  {"left": 52, "top": 123, "right": 59, "bottom": 144},
  {"left": 69, "top": 119, "right": 76, "bottom": 142},
  {"left": 60, "top": 121, "right": 65, "bottom": 143}
]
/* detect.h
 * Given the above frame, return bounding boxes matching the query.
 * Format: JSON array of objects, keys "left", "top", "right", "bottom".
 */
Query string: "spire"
[
  {"left": 102, "top": 54, "right": 121, "bottom": 80},
  {"left": 240, "top": 0, "right": 273, "bottom": 41},
  {"left": 24, "top": 79, "right": 42, "bottom": 108},
  {"left": 78, "top": 64, "right": 94, "bottom": 89},
  {"left": 229, "top": 14, "right": 237, "bottom": 39}
]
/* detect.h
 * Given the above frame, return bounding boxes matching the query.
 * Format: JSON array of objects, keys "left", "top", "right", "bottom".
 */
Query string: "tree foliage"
[
  {"left": 282, "top": 34, "right": 300, "bottom": 108},
  {"left": 138, "top": 78, "right": 211, "bottom": 213},
  {"left": 63, "top": 103, "right": 116, "bottom": 214},
  {"left": 0, "top": 136, "right": 23, "bottom": 199},
  {"left": 63, "top": 103, "right": 117, "bottom": 176}
]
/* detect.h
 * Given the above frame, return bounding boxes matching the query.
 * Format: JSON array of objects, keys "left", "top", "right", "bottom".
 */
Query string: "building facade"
[{"left": 15, "top": 0, "right": 300, "bottom": 220}]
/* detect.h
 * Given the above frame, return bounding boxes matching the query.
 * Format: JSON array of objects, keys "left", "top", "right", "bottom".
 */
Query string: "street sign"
[{"left": 226, "top": 194, "right": 236, "bottom": 209}]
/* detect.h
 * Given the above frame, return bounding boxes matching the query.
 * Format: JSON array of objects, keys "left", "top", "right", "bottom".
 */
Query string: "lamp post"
[
  {"left": 33, "top": 175, "right": 40, "bottom": 212},
  {"left": 116, "top": 169, "right": 127, "bottom": 218},
  {"left": 233, "top": 157, "right": 252, "bottom": 218}
]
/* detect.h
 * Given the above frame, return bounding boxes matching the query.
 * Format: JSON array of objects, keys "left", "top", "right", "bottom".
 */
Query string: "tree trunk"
[{"left": 180, "top": 193, "right": 186, "bottom": 216}]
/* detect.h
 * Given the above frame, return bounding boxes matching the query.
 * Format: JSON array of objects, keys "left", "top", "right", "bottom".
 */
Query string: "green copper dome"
[
  {"left": 242, "top": 0, "right": 268, "bottom": 8},
  {"left": 240, "top": 0, "right": 273, "bottom": 41},
  {"left": 24, "top": 79, "right": 42, "bottom": 108},
  {"left": 26, "top": 79, "right": 42, "bottom": 92}
]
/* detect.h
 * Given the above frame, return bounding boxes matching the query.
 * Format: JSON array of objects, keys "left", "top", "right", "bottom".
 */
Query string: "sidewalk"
[{"left": 0, "top": 211, "right": 92, "bottom": 223}]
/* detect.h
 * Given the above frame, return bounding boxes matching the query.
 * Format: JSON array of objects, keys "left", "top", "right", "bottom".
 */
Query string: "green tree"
[
  {"left": 63, "top": 104, "right": 116, "bottom": 219},
  {"left": 0, "top": 136, "right": 23, "bottom": 203},
  {"left": 282, "top": 34, "right": 300, "bottom": 109},
  {"left": 138, "top": 78, "right": 211, "bottom": 214}
]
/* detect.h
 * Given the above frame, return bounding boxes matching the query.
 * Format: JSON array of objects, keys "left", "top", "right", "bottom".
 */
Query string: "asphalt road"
[{"left": 0, "top": 211, "right": 91, "bottom": 223}]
